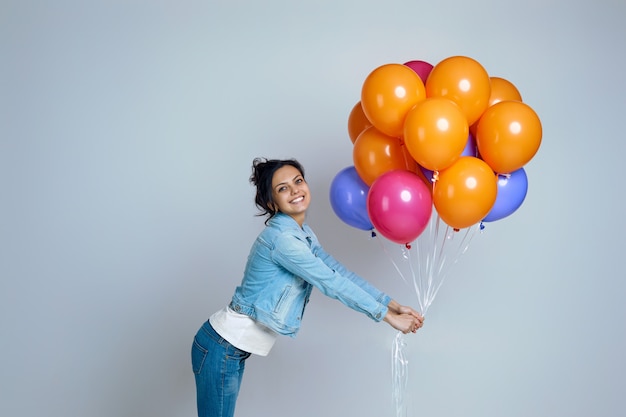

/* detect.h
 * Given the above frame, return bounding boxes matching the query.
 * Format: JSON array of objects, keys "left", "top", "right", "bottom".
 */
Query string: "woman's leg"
[{"left": 191, "top": 321, "right": 251, "bottom": 417}]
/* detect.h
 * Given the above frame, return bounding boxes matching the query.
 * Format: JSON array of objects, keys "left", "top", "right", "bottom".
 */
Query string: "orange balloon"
[
  {"left": 347, "top": 101, "right": 372, "bottom": 144},
  {"left": 425, "top": 56, "right": 491, "bottom": 125},
  {"left": 353, "top": 126, "right": 417, "bottom": 185},
  {"left": 361, "top": 63, "right": 426, "bottom": 138},
  {"left": 433, "top": 156, "right": 498, "bottom": 229},
  {"left": 475, "top": 101, "right": 542, "bottom": 174},
  {"left": 471, "top": 77, "right": 522, "bottom": 138},
  {"left": 403, "top": 97, "right": 469, "bottom": 171},
  {"left": 488, "top": 77, "right": 522, "bottom": 106}
]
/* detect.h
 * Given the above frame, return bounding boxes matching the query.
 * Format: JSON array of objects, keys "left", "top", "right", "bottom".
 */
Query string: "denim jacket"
[{"left": 229, "top": 213, "right": 391, "bottom": 337}]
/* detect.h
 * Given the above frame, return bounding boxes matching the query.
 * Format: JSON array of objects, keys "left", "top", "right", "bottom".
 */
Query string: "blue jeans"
[{"left": 192, "top": 321, "right": 252, "bottom": 417}]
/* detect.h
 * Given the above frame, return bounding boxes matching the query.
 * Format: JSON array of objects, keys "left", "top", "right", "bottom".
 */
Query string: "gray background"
[{"left": 2, "top": 1, "right": 624, "bottom": 416}]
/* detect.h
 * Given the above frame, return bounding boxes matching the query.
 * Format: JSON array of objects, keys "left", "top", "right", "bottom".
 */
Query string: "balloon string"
[
  {"left": 405, "top": 247, "right": 425, "bottom": 314},
  {"left": 414, "top": 217, "right": 430, "bottom": 314},
  {"left": 386, "top": 213, "right": 482, "bottom": 417},
  {"left": 375, "top": 235, "right": 409, "bottom": 286},
  {"left": 391, "top": 331, "right": 408, "bottom": 417},
  {"left": 428, "top": 222, "right": 480, "bottom": 312},
  {"left": 413, "top": 232, "right": 426, "bottom": 315},
  {"left": 427, "top": 222, "right": 453, "bottom": 309},
  {"left": 432, "top": 170, "right": 439, "bottom": 184},
  {"left": 411, "top": 211, "right": 436, "bottom": 315},
  {"left": 424, "top": 214, "right": 444, "bottom": 311},
  {"left": 434, "top": 221, "right": 449, "bottom": 278},
  {"left": 376, "top": 235, "right": 427, "bottom": 314},
  {"left": 457, "top": 224, "right": 479, "bottom": 257},
  {"left": 419, "top": 215, "right": 433, "bottom": 310}
]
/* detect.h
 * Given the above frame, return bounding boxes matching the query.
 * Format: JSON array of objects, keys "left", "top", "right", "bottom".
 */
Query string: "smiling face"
[{"left": 271, "top": 164, "right": 310, "bottom": 226}]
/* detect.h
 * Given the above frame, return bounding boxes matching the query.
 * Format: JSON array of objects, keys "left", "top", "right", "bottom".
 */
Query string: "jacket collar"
[{"left": 268, "top": 212, "right": 311, "bottom": 237}]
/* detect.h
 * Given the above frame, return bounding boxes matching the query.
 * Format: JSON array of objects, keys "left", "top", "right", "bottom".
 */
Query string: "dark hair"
[{"left": 250, "top": 157, "right": 305, "bottom": 223}]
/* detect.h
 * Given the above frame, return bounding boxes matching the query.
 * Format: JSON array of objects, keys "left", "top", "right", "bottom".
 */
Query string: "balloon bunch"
[
  {"left": 331, "top": 56, "right": 541, "bottom": 417},
  {"left": 331, "top": 55, "right": 542, "bottom": 245}
]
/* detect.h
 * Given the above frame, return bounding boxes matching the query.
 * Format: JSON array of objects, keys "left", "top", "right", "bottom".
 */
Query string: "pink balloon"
[
  {"left": 367, "top": 170, "right": 433, "bottom": 245},
  {"left": 403, "top": 60, "right": 434, "bottom": 84}
]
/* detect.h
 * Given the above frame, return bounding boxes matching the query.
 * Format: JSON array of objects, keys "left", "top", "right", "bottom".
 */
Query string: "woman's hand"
[
  {"left": 387, "top": 300, "right": 424, "bottom": 329},
  {"left": 383, "top": 310, "right": 423, "bottom": 334}
]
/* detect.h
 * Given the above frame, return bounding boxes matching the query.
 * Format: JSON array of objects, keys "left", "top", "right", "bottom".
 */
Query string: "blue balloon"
[
  {"left": 483, "top": 168, "right": 528, "bottom": 222},
  {"left": 329, "top": 166, "right": 373, "bottom": 231}
]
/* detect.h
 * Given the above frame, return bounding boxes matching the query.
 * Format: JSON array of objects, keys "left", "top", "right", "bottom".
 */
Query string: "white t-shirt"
[{"left": 209, "top": 306, "right": 278, "bottom": 356}]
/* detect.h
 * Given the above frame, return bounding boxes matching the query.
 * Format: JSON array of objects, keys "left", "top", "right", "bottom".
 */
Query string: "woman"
[{"left": 191, "top": 157, "right": 424, "bottom": 417}]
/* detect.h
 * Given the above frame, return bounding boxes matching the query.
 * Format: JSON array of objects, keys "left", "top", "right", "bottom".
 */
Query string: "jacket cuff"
[
  {"left": 380, "top": 294, "right": 392, "bottom": 307},
  {"left": 372, "top": 303, "right": 388, "bottom": 322}
]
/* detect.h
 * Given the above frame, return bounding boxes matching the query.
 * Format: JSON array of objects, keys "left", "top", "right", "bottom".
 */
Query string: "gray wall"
[{"left": 2, "top": 1, "right": 624, "bottom": 416}]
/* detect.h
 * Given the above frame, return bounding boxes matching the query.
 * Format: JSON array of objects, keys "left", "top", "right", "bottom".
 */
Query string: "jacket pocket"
[{"left": 273, "top": 285, "right": 292, "bottom": 314}]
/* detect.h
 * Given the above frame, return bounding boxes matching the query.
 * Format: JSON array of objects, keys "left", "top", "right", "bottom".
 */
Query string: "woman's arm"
[
  {"left": 272, "top": 234, "right": 389, "bottom": 322},
  {"left": 272, "top": 233, "right": 424, "bottom": 333},
  {"left": 313, "top": 244, "right": 390, "bottom": 304},
  {"left": 315, "top": 245, "right": 424, "bottom": 330}
]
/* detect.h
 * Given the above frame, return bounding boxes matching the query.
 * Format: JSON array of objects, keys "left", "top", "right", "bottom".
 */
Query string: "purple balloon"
[
  {"left": 329, "top": 166, "right": 373, "bottom": 231},
  {"left": 403, "top": 60, "right": 434, "bottom": 84},
  {"left": 482, "top": 168, "right": 528, "bottom": 222}
]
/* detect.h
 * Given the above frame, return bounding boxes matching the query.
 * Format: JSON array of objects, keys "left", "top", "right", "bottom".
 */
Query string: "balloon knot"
[
  {"left": 405, "top": 243, "right": 412, "bottom": 250},
  {"left": 453, "top": 228, "right": 460, "bottom": 232},
  {"left": 432, "top": 170, "right": 439, "bottom": 182},
  {"left": 480, "top": 222, "right": 485, "bottom": 230},
  {"left": 371, "top": 230, "right": 377, "bottom": 238}
]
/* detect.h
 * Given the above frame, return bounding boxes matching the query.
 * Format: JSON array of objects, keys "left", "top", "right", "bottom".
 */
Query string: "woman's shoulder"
[
  {"left": 264, "top": 223, "right": 312, "bottom": 254},
  {"left": 257, "top": 216, "right": 300, "bottom": 241}
]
